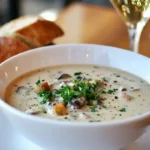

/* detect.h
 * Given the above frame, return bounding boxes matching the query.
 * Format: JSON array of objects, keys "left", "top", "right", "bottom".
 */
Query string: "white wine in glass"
[{"left": 110, "top": 0, "right": 150, "bottom": 52}]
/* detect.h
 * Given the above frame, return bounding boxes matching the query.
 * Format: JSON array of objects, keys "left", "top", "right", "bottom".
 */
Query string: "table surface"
[{"left": 54, "top": 2, "right": 150, "bottom": 57}]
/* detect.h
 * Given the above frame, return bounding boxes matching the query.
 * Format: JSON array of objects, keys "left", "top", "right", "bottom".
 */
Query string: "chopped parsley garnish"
[
  {"left": 35, "top": 77, "right": 118, "bottom": 106},
  {"left": 73, "top": 81, "right": 99, "bottom": 100},
  {"left": 93, "top": 66, "right": 99, "bottom": 69},
  {"left": 74, "top": 72, "right": 82, "bottom": 76},
  {"left": 90, "top": 105, "right": 97, "bottom": 112},
  {"left": 73, "top": 79, "right": 80, "bottom": 83},
  {"left": 120, "top": 108, "right": 126, "bottom": 112},
  {"left": 113, "top": 73, "right": 120, "bottom": 77},
  {"left": 116, "top": 74, "right": 120, "bottom": 77},
  {"left": 87, "top": 100, "right": 94, "bottom": 106},
  {"left": 38, "top": 89, "right": 53, "bottom": 104},
  {"left": 42, "top": 109, "right": 47, "bottom": 113},
  {"left": 107, "top": 88, "right": 118, "bottom": 94},
  {"left": 98, "top": 88, "right": 117, "bottom": 95},
  {"left": 89, "top": 120, "right": 94, "bottom": 122},
  {"left": 35, "top": 79, "right": 41, "bottom": 85},
  {"left": 55, "top": 86, "right": 80, "bottom": 105},
  {"left": 98, "top": 88, "right": 106, "bottom": 94},
  {"left": 102, "top": 77, "right": 108, "bottom": 82},
  {"left": 101, "top": 105, "right": 107, "bottom": 109},
  {"left": 89, "top": 120, "right": 100, "bottom": 122}
]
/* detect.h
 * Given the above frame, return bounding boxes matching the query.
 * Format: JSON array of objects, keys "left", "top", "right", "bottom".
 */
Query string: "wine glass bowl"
[{"left": 110, "top": 0, "right": 150, "bottom": 53}]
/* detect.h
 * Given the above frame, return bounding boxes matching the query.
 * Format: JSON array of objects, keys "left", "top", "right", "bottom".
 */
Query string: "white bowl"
[{"left": 0, "top": 44, "right": 150, "bottom": 150}]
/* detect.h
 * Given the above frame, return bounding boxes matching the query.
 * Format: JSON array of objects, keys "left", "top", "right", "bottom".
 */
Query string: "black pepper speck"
[{"left": 115, "top": 96, "right": 118, "bottom": 99}]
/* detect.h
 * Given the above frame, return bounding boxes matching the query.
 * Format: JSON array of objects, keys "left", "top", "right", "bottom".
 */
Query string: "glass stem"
[
  {"left": 128, "top": 19, "right": 148, "bottom": 53},
  {"left": 128, "top": 27, "right": 136, "bottom": 52}
]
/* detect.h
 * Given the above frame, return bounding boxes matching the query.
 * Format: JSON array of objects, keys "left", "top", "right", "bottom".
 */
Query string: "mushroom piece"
[
  {"left": 78, "top": 112, "right": 92, "bottom": 119},
  {"left": 15, "top": 86, "right": 27, "bottom": 93},
  {"left": 57, "top": 73, "right": 72, "bottom": 80},
  {"left": 70, "top": 97, "right": 86, "bottom": 109},
  {"left": 118, "top": 86, "right": 127, "bottom": 92},
  {"left": 122, "top": 88, "right": 127, "bottom": 92},
  {"left": 123, "top": 93, "right": 133, "bottom": 101},
  {"left": 91, "top": 80, "right": 105, "bottom": 92},
  {"left": 25, "top": 108, "right": 42, "bottom": 115},
  {"left": 130, "top": 88, "right": 140, "bottom": 91},
  {"left": 96, "top": 95, "right": 105, "bottom": 105},
  {"left": 99, "top": 95, "right": 105, "bottom": 100}
]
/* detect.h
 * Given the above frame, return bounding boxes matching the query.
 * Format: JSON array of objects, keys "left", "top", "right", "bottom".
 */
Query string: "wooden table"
[{"left": 54, "top": 2, "right": 150, "bottom": 57}]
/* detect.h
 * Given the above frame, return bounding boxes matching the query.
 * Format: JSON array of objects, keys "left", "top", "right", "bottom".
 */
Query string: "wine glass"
[{"left": 110, "top": 0, "right": 150, "bottom": 53}]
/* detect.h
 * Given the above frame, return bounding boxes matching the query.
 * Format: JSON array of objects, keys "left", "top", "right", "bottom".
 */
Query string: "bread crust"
[
  {"left": 15, "top": 18, "right": 64, "bottom": 47},
  {"left": 0, "top": 15, "right": 64, "bottom": 63},
  {"left": 0, "top": 15, "right": 64, "bottom": 48},
  {"left": 0, "top": 36, "right": 30, "bottom": 63}
]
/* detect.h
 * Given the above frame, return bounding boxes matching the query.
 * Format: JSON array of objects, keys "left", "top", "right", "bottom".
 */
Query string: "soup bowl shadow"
[{"left": 0, "top": 44, "right": 150, "bottom": 150}]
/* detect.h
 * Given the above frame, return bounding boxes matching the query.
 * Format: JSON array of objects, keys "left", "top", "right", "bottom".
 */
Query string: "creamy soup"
[{"left": 5, "top": 65, "right": 150, "bottom": 122}]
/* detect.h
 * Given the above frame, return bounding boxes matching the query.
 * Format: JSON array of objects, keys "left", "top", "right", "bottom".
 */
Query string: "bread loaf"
[
  {"left": 0, "top": 37, "right": 30, "bottom": 63},
  {"left": 0, "top": 15, "right": 64, "bottom": 48},
  {"left": 0, "top": 15, "right": 64, "bottom": 63}
]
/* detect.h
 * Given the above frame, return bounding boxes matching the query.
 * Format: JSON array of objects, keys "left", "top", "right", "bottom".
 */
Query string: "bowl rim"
[{"left": 1, "top": 43, "right": 150, "bottom": 127}]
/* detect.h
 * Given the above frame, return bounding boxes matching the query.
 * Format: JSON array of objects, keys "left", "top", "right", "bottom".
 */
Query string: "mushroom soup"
[{"left": 5, "top": 65, "right": 150, "bottom": 122}]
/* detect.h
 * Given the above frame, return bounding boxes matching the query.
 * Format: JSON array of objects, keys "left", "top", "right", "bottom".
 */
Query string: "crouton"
[
  {"left": 53, "top": 103, "right": 68, "bottom": 116},
  {"left": 41, "top": 82, "right": 50, "bottom": 91}
]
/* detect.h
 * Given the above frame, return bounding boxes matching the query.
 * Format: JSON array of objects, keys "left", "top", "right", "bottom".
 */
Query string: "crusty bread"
[
  {"left": 0, "top": 36, "right": 30, "bottom": 63},
  {"left": 0, "top": 15, "right": 64, "bottom": 63},
  {"left": 0, "top": 15, "right": 64, "bottom": 48}
]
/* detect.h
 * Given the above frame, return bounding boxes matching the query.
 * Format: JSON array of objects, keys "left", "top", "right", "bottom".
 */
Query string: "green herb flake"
[
  {"left": 35, "top": 79, "right": 41, "bottom": 85},
  {"left": 89, "top": 120, "right": 100, "bottom": 122},
  {"left": 42, "top": 109, "right": 47, "bottom": 113},
  {"left": 73, "top": 79, "right": 80, "bottom": 83},
  {"left": 93, "top": 66, "right": 99, "bottom": 69},
  {"left": 87, "top": 100, "right": 94, "bottom": 106},
  {"left": 120, "top": 108, "right": 126, "bottom": 112},
  {"left": 102, "top": 77, "right": 108, "bottom": 82},
  {"left": 107, "top": 88, "right": 118, "bottom": 94},
  {"left": 74, "top": 72, "right": 82, "bottom": 76},
  {"left": 101, "top": 105, "right": 107, "bottom": 109},
  {"left": 38, "top": 89, "right": 53, "bottom": 104},
  {"left": 98, "top": 88, "right": 106, "bottom": 94},
  {"left": 90, "top": 105, "right": 97, "bottom": 112},
  {"left": 116, "top": 74, "right": 120, "bottom": 77},
  {"left": 89, "top": 120, "right": 94, "bottom": 122},
  {"left": 54, "top": 79, "right": 101, "bottom": 105},
  {"left": 55, "top": 85, "right": 81, "bottom": 105}
]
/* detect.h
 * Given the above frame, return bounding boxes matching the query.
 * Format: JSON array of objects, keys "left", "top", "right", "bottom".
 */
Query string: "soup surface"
[{"left": 5, "top": 65, "right": 150, "bottom": 122}]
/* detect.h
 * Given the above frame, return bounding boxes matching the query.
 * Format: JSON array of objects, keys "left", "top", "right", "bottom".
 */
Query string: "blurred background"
[
  {"left": 1, "top": 0, "right": 150, "bottom": 57},
  {"left": 0, "top": 0, "right": 112, "bottom": 25}
]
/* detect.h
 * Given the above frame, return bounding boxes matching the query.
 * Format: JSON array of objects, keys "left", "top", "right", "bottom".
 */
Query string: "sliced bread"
[
  {"left": 0, "top": 15, "right": 64, "bottom": 48},
  {"left": 0, "top": 36, "right": 30, "bottom": 63}
]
